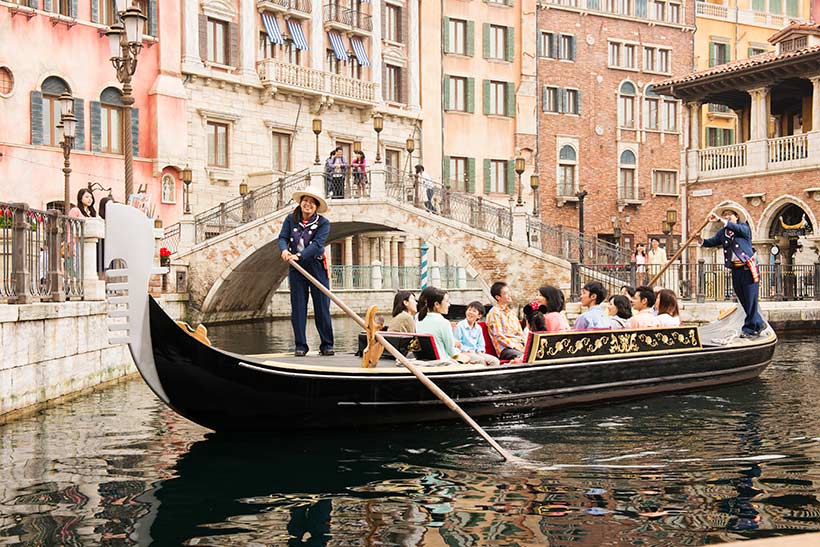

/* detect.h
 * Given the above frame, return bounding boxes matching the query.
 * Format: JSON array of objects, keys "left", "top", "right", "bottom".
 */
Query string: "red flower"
[{"left": 159, "top": 247, "right": 171, "bottom": 258}]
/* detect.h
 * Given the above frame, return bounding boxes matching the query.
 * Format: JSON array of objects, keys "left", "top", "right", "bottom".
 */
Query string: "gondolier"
[
  {"left": 278, "top": 185, "right": 334, "bottom": 356},
  {"left": 701, "top": 209, "right": 766, "bottom": 338}
]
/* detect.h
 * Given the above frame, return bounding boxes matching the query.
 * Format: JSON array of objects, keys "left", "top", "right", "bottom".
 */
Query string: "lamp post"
[
  {"left": 58, "top": 92, "right": 76, "bottom": 214},
  {"left": 576, "top": 189, "right": 588, "bottom": 264},
  {"left": 530, "top": 174, "right": 539, "bottom": 216},
  {"left": 353, "top": 140, "right": 362, "bottom": 154},
  {"left": 405, "top": 137, "right": 415, "bottom": 176},
  {"left": 181, "top": 165, "right": 192, "bottom": 214},
  {"left": 373, "top": 113, "right": 383, "bottom": 163},
  {"left": 514, "top": 156, "right": 525, "bottom": 206},
  {"left": 106, "top": 1, "right": 147, "bottom": 201},
  {"left": 312, "top": 118, "right": 322, "bottom": 165},
  {"left": 664, "top": 208, "right": 678, "bottom": 253}
]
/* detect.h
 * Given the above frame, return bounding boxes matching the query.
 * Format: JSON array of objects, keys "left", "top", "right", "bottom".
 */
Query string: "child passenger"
[{"left": 453, "top": 301, "right": 500, "bottom": 366}]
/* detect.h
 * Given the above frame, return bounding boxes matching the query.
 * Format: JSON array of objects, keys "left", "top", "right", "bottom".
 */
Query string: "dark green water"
[{"left": 1, "top": 326, "right": 819, "bottom": 546}]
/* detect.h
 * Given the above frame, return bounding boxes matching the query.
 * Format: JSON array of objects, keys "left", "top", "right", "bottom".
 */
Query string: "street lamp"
[
  {"left": 405, "top": 137, "right": 415, "bottom": 177},
  {"left": 312, "top": 118, "right": 322, "bottom": 165},
  {"left": 576, "top": 189, "right": 588, "bottom": 263},
  {"left": 353, "top": 140, "right": 362, "bottom": 154},
  {"left": 106, "top": 1, "right": 147, "bottom": 201},
  {"left": 181, "top": 165, "right": 192, "bottom": 214},
  {"left": 611, "top": 214, "right": 622, "bottom": 245},
  {"left": 58, "top": 91, "right": 76, "bottom": 214},
  {"left": 665, "top": 208, "right": 678, "bottom": 253},
  {"left": 514, "top": 156, "right": 525, "bottom": 206},
  {"left": 239, "top": 182, "right": 248, "bottom": 196},
  {"left": 530, "top": 174, "right": 540, "bottom": 216},
  {"left": 373, "top": 112, "right": 383, "bottom": 163}
]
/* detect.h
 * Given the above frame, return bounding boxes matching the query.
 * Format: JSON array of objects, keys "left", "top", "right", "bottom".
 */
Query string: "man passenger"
[
  {"left": 485, "top": 281, "right": 526, "bottom": 361},
  {"left": 627, "top": 285, "right": 660, "bottom": 329},
  {"left": 573, "top": 281, "right": 609, "bottom": 330}
]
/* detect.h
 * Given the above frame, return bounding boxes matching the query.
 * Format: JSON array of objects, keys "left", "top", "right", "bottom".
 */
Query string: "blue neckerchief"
[{"left": 289, "top": 213, "right": 320, "bottom": 254}]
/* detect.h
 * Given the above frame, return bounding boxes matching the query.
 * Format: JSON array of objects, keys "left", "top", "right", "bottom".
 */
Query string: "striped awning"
[
  {"left": 287, "top": 20, "right": 308, "bottom": 51},
  {"left": 261, "top": 12, "right": 284, "bottom": 45},
  {"left": 328, "top": 31, "right": 349, "bottom": 61},
  {"left": 350, "top": 36, "right": 370, "bottom": 66}
]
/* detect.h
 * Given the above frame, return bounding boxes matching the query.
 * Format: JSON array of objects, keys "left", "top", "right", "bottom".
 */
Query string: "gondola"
[{"left": 105, "top": 204, "right": 777, "bottom": 432}]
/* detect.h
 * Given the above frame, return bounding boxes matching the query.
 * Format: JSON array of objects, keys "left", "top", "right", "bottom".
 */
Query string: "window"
[
  {"left": 752, "top": 0, "right": 764, "bottom": 10},
  {"left": 52, "top": 0, "right": 70, "bottom": 15},
  {"left": 644, "top": 47, "right": 670, "bottom": 73},
  {"left": 207, "top": 121, "right": 229, "bottom": 167},
  {"left": 708, "top": 103, "right": 731, "bottom": 113},
  {"left": 448, "top": 18, "right": 467, "bottom": 55},
  {"left": 644, "top": 97, "right": 659, "bottom": 129},
  {"left": 101, "top": 0, "right": 117, "bottom": 25},
  {"left": 489, "top": 160, "right": 506, "bottom": 193},
  {"left": 543, "top": 86, "right": 559, "bottom": 113},
  {"left": 565, "top": 89, "right": 579, "bottom": 114},
  {"left": 326, "top": 49, "right": 340, "bottom": 74},
  {"left": 448, "top": 76, "right": 467, "bottom": 111},
  {"left": 449, "top": 157, "right": 467, "bottom": 191},
  {"left": 283, "top": 42, "right": 301, "bottom": 65},
  {"left": 385, "top": 148, "right": 401, "bottom": 172},
  {"left": 385, "top": 4, "right": 401, "bottom": 42},
  {"left": 664, "top": 99, "right": 678, "bottom": 131},
  {"left": 667, "top": 2, "right": 680, "bottom": 22},
  {"left": 706, "top": 127, "right": 734, "bottom": 147},
  {"left": 609, "top": 41, "right": 636, "bottom": 69},
  {"left": 616, "top": 0, "right": 633, "bottom": 15},
  {"left": 259, "top": 32, "right": 275, "bottom": 59},
  {"left": 653, "top": 170, "right": 677, "bottom": 195},
  {"left": 623, "top": 44, "right": 636, "bottom": 69},
  {"left": 709, "top": 41, "right": 730, "bottom": 67},
  {"left": 0, "top": 67, "right": 13, "bottom": 96},
  {"left": 40, "top": 76, "right": 70, "bottom": 147},
  {"left": 559, "top": 34, "right": 575, "bottom": 61},
  {"left": 489, "top": 25, "right": 506, "bottom": 60},
  {"left": 657, "top": 49, "right": 670, "bottom": 73},
  {"left": 608, "top": 42, "right": 621, "bottom": 66},
  {"left": 557, "top": 145, "right": 576, "bottom": 197},
  {"left": 619, "top": 150, "right": 637, "bottom": 200},
  {"left": 644, "top": 47, "right": 656, "bottom": 72},
  {"left": 748, "top": 47, "right": 767, "bottom": 57},
  {"left": 540, "top": 32, "right": 557, "bottom": 58},
  {"left": 101, "top": 104, "right": 123, "bottom": 154},
  {"left": 348, "top": 58, "right": 362, "bottom": 80},
  {"left": 618, "top": 81, "right": 636, "bottom": 128},
  {"left": 272, "top": 132, "right": 291, "bottom": 173},
  {"left": 786, "top": 0, "right": 798, "bottom": 17},
  {"left": 489, "top": 81, "right": 506, "bottom": 115},
  {"left": 161, "top": 174, "right": 176, "bottom": 204},
  {"left": 385, "top": 64, "right": 401, "bottom": 102},
  {"left": 651, "top": 0, "right": 665, "bottom": 21},
  {"left": 207, "top": 18, "right": 228, "bottom": 65}
]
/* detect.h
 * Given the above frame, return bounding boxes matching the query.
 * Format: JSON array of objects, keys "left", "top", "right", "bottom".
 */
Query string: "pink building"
[{"left": 0, "top": 1, "right": 187, "bottom": 222}]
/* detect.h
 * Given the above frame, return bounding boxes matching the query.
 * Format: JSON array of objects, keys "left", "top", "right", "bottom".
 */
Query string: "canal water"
[{"left": 1, "top": 322, "right": 819, "bottom": 546}]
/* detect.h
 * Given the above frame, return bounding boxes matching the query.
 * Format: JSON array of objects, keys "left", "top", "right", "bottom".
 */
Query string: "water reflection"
[{"left": 0, "top": 335, "right": 819, "bottom": 546}]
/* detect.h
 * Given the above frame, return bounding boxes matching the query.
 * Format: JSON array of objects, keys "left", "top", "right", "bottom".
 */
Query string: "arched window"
[
  {"left": 161, "top": 174, "right": 177, "bottom": 204},
  {"left": 558, "top": 144, "right": 577, "bottom": 197},
  {"left": 618, "top": 149, "right": 637, "bottom": 200},
  {"left": 41, "top": 77, "right": 71, "bottom": 146},
  {"left": 618, "top": 81, "right": 636, "bottom": 128},
  {"left": 100, "top": 87, "right": 124, "bottom": 154},
  {"left": 644, "top": 84, "right": 659, "bottom": 130}
]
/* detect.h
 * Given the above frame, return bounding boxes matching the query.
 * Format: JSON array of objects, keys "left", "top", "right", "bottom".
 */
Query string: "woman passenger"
[
  {"left": 607, "top": 295, "right": 633, "bottom": 329},
  {"left": 535, "top": 285, "right": 570, "bottom": 332},
  {"left": 656, "top": 289, "right": 681, "bottom": 326},
  {"left": 388, "top": 290, "right": 417, "bottom": 333}
]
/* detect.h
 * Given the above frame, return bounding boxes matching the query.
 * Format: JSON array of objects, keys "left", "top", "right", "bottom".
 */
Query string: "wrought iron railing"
[
  {"left": 527, "top": 217, "right": 633, "bottom": 265},
  {"left": 161, "top": 222, "right": 180, "bottom": 255}
]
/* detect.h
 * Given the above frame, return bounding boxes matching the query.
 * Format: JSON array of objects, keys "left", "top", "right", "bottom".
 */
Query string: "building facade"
[
  {"left": 0, "top": 0, "right": 188, "bottom": 218},
  {"left": 534, "top": 0, "right": 695, "bottom": 253}
]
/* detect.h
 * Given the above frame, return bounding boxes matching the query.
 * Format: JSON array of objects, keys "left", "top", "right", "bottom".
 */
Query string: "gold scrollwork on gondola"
[{"left": 529, "top": 327, "right": 702, "bottom": 362}]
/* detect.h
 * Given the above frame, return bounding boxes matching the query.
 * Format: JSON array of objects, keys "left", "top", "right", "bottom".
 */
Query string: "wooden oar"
[
  {"left": 647, "top": 218, "right": 712, "bottom": 287},
  {"left": 287, "top": 258, "right": 519, "bottom": 463}
]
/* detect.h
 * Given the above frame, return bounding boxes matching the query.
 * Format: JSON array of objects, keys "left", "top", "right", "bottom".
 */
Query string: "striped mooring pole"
[{"left": 420, "top": 242, "right": 429, "bottom": 289}]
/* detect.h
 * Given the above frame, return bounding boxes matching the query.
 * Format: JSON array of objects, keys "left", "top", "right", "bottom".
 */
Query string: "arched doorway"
[{"left": 767, "top": 202, "right": 816, "bottom": 300}]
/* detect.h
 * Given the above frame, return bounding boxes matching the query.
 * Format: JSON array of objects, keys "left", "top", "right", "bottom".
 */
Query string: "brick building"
[
  {"left": 534, "top": 0, "right": 695, "bottom": 254},
  {"left": 655, "top": 23, "right": 820, "bottom": 275}
]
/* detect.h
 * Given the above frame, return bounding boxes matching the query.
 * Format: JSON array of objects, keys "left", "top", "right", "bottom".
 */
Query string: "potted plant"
[{"left": 159, "top": 247, "right": 171, "bottom": 267}]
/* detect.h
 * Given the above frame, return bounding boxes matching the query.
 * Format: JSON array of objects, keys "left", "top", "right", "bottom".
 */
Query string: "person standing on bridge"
[{"left": 278, "top": 186, "right": 334, "bottom": 356}]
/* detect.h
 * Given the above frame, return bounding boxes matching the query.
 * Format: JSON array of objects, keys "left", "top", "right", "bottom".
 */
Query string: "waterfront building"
[
  {"left": 534, "top": 0, "right": 695, "bottom": 252},
  {"left": 693, "top": 0, "right": 811, "bottom": 159},
  {"left": 0, "top": 1, "right": 187, "bottom": 218},
  {"left": 419, "top": 0, "right": 539, "bottom": 207},
  {"left": 655, "top": 22, "right": 820, "bottom": 292}
]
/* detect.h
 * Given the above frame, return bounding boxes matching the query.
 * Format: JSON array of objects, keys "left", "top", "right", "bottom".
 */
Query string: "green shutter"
[
  {"left": 443, "top": 75, "right": 451, "bottom": 110},
  {"left": 505, "top": 26, "right": 514, "bottom": 62},
  {"left": 442, "top": 17, "right": 450, "bottom": 54},
  {"left": 483, "top": 80, "right": 491, "bottom": 115},
  {"left": 442, "top": 155, "right": 450, "bottom": 184},
  {"left": 30, "top": 91, "right": 43, "bottom": 146},
  {"left": 91, "top": 0, "right": 99, "bottom": 22},
  {"left": 466, "top": 21, "right": 475, "bottom": 57},
  {"left": 559, "top": 88, "right": 566, "bottom": 113},
  {"left": 73, "top": 99, "right": 85, "bottom": 151},
  {"left": 505, "top": 82, "right": 515, "bottom": 117},
  {"left": 577, "top": 90, "right": 582, "bottom": 115},
  {"left": 466, "top": 158, "right": 476, "bottom": 193},
  {"left": 551, "top": 33, "right": 559, "bottom": 59},
  {"left": 466, "top": 77, "right": 475, "bottom": 113},
  {"left": 541, "top": 86, "right": 548, "bottom": 112},
  {"left": 148, "top": 0, "right": 158, "bottom": 36},
  {"left": 709, "top": 42, "right": 716, "bottom": 67},
  {"left": 90, "top": 101, "right": 101, "bottom": 152},
  {"left": 483, "top": 159, "right": 491, "bottom": 194},
  {"left": 505, "top": 160, "right": 515, "bottom": 195},
  {"left": 727, "top": 129, "right": 734, "bottom": 145},
  {"left": 569, "top": 36, "right": 576, "bottom": 61},
  {"left": 482, "top": 23, "right": 490, "bottom": 59}
]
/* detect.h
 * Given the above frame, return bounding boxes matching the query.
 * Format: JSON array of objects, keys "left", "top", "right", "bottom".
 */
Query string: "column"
[
  {"left": 811, "top": 76, "right": 820, "bottom": 133},
  {"left": 362, "top": 235, "right": 371, "bottom": 265},
  {"left": 390, "top": 237, "right": 399, "bottom": 288},
  {"left": 687, "top": 101, "right": 701, "bottom": 150},
  {"left": 407, "top": 0, "right": 420, "bottom": 108},
  {"left": 344, "top": 235, "right": 353, "bottom": 288},
  {"left": 240, "top": 0, "right": 259, "bottom": 83},
  {"left": 182, "top": 0, "right": 204, "bottom": 70},
  {"left": 749, "top": 87, "right": 769, "bottom": 141},
  {"left": 370, "top": 237, "right": 379, "bottom": 268}
]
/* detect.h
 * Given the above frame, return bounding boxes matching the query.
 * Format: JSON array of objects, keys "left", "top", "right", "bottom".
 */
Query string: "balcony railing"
[
  {"left": 695, "top": 1, "right": 728, "bottom": 18},
  {"left": 768, "top": 133, "right": 808, "bottom": 163},
  {"left": 617, "top": 186, "right": 646, "bottom": 203},
  {"left": 323, "top": 3, "right": 350, "bottom": 25},
  {"left": 538, "top": 0, "right": 685, "bottom": 25},
  {"left": 329, "top": 265, "right": 481, "bottom": 290},
  {"left": 698, "top": 143, "right": 747, "bottom": 172},
  {"left": 258, "top": 0, "right": 311, "bottom": 15},
  {"left": 696, "top": 1, "right": 809, "bottom": 28},
  {"left": 257, "top": 58, "right": 376, "bottom": 103},
  {"left": 349, "top": 9, "right": 372, "bottom": 31}
]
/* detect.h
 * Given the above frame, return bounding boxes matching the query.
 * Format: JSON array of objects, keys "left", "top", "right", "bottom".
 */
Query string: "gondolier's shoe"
[
  {"left": 739, "top": 331, "right": 760, "bottom": 339},
  {"left": 320, "top": 349, "right": 335, "bottom": 356},
  {"left": 295, "top": 350, "right": 307, "bottom": 356}
]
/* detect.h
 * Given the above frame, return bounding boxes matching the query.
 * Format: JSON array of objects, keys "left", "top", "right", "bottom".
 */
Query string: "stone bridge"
[{"left": 169, "top": 167, "right": 628, "bottom": 322}]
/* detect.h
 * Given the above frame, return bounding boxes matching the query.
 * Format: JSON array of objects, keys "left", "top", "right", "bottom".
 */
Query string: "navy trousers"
[
  {"left": 289, "top": 261, "right": 334, "bottom": 353},
  {"left": 731, "top": 267, "right": 766, "bottom": 335}
]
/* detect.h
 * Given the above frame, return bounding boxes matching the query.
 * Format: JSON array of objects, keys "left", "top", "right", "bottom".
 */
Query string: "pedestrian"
[
  {"left": 351, "top": 151, "right": 367, "bottom": 197},
  {"left": 701, "top": 209, "right": 766, "bottom": 338},
  {"left": 634, "top": 243, "right": 647, "bottom": 283},
  {"left": 647, "top": 237, "right": 667, "bottom": 283},
  {"left": 277, "top": 185, "right": 334, "bottom": 356},
  {"left": 325, "top": 147, "right": 347, "bottom": 199},
  {"left": 69, "top": 188, "right": 97, "bottom": 218},
  {"left": 415, "top": 164, "right": 435, "bottom": 213}
]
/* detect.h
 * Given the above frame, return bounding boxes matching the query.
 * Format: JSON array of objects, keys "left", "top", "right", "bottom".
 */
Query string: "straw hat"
[{"left": 292, "top": 185, "right": 329, "bottom": 214}]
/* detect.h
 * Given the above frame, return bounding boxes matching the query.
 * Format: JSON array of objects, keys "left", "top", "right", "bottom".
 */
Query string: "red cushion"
[{"left": 478, "top": 321, "right": 498, "bottom": 358}]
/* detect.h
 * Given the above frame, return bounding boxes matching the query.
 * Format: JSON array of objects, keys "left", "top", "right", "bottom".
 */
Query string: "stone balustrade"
[{"left": 257, "top": 59, "right": 377, "bottom": 104}]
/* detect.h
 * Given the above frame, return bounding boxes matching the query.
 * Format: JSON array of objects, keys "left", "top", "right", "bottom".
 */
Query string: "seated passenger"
[
  {"left": 388, "top": 290, "right": 417, "bottom": 333},
  {"left": 627, "top": 285, "right": 660, "bottom": 329},
  {"left": 607, "top": 294, "right": 633, "bottom": 329},
  {"left": 620, "top": 285, "right": 636, "bottom": 298},
  {"left": 486, "top": 281, "right": 527, "bottom": 361},
  {"left": 523, "top": 302, "right": 548, "bottom": 336},
  {"left": 453, "top": 301, "right": 500, "bottom": 366},
  {"left": 573, "top": 281, "right": 609, "bottom": 330},
  {"left": 416, "top": 287, "right": 458, "bottom": 359},
  {"left": 656, "top": 288, "right": 682, "bottom": 326},
  {"left": 535, "top": 285, "right": 570, "bottom": 332}
]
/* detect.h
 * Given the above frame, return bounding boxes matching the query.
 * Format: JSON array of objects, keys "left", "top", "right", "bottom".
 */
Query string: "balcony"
[
  {"left": 690, "top": 133, "right": 820, "bottom": 180},
  {"left": 617, "top": 186, "right": 646, "bottom": 210},
  {"left": 257, "top": 0, "right": 311, "bottom": 18},
  {"left": 323, "top": 4, "right": 371, "bottom": 34},
  {"left": 257, "top": 58, "right": 377, "bottom": 104},
  {"left": 695, "top": 1, "right": 809, "bottom": 29}
]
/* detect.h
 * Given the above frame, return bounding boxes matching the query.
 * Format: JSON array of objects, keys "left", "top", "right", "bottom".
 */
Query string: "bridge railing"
[
  {"left": 527, "top": 217, "right": 633, "bottom": 265},
  {"left": 328, "top": 264, "right": 481, "bottom": 290},
  {"left": 0, "top": 202, "right": 84, "bottom": 303},
  {"left": 384, "top": 168, "right": 514, "bottom": 239}
]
